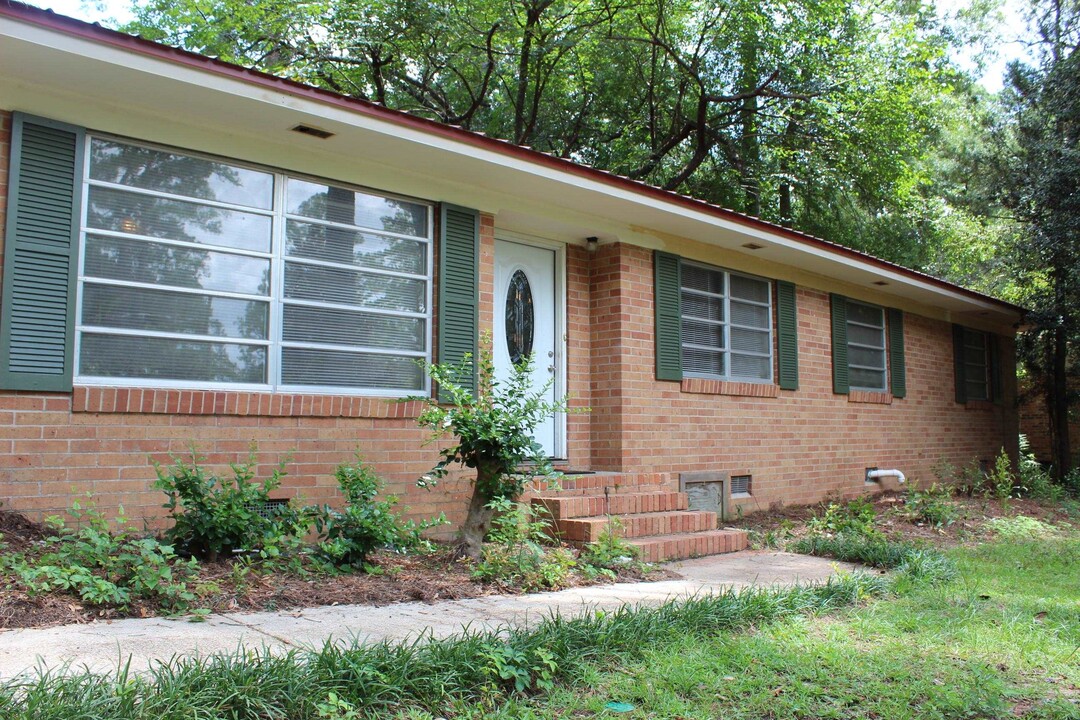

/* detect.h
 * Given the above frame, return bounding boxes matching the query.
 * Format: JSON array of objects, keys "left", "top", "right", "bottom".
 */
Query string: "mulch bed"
[{"left": 0, "top": 510, "right": 667, "bottom": 630}]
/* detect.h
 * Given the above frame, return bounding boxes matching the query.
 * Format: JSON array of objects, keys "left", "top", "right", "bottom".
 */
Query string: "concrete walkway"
[{"left": 0, "top": 551, "right": 860, "bottom": 679}]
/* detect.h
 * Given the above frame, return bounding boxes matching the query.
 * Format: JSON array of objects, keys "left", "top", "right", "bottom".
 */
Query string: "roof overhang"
[{"left": 0, "top": 2, "right": 1024, "bottom": 330}]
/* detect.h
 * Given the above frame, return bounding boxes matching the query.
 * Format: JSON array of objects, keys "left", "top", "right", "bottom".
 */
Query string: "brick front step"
[
  {"left": 532, "top": 472, "right": 678, "bottom": 496},
  {"left": 627, "top": 529, "right": 749, "bottom": 563},
  {"left": 532, "top": 491, "right": 688, "bottom": 520},
  {"left": 558, "top": 510, "right": 717, "bottom": 542}
]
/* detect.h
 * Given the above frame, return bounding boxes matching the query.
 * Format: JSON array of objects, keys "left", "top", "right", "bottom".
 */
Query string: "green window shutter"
[
  {"left": 437, "top": 204, "right": 480, "bottom": 401},
  {"left": 952, "top": 324, "right": 967, "bottom": 403},
  {"left": 0, "top": 114, "right": 85, "bottom": 392},
  {"left": 830, "top": 293, "right": 848, "bottom": 394},
  {"left": 888, "top": 308, "right": 906, "bottom": 398},
  {"left": 989, "top": 333, "right": 1003, "bottom": 405},
  {"left": 654, "top": 251, "right": 682, "bottom": 381},
  {"left": 776, "top": 281, "right": 799, "bottom": 390}
]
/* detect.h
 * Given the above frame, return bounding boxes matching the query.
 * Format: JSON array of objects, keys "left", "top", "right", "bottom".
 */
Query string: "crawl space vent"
[{"left": 730, "top": 474, "right": 752, "bottom": 497}]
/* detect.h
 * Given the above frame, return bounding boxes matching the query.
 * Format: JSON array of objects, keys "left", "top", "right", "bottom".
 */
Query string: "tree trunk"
[
  {"left": 458, "top": 483, "right": 495, "bottom": 560},
  {"left": 1052, "top": 322, "right": 1072, "bottom": 478}
]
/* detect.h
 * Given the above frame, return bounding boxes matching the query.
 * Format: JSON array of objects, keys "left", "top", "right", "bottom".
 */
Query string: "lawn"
[{"left": 466, "top": 526, "right": 1080, "bottom": 720}]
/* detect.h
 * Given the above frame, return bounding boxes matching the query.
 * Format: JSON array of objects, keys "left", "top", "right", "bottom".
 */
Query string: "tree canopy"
[{"left": 125, "top": 0, "right": 979, "bottom": 269}]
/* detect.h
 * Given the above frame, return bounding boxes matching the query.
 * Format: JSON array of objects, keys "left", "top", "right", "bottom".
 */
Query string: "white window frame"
[
  {"left": 680, "top": 261, "right": 774, "bottom": 384},
  {"left": 73, "top": 134, "right": 434, "bottom": 397},
  {"left": 846, "top": 300, "right": 888, "bottom": 392}
]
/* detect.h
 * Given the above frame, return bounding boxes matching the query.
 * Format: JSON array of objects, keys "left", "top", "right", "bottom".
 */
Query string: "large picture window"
[
  {"left": 680, "top": 262, "right": 773, "bottom": 382},
  {"left": 75, "top": 137, "right": 433, "bottom": 395}
]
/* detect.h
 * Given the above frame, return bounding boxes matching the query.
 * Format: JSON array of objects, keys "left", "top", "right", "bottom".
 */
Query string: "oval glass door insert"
[{"left": 505, "top": 269, "right": 534, "bottom": 364}]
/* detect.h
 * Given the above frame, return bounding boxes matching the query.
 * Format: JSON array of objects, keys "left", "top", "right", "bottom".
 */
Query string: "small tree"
[{"left": 412, "top": 335, "right": 573, "bottom": 560}]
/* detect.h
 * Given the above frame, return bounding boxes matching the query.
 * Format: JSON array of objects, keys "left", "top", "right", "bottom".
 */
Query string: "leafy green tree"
[
  {"left": 995, "top": 0, "right": 1080, "bottom": 477},
  {"left": 123, "top": 0, "right": 975, "bottom": 268}
]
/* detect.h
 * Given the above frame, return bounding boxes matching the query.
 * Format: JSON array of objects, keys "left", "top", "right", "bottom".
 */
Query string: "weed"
[
  {"left": 900, "top": 482, "right": 958, "bottom": 527},
  {"left": 806, "top": 497, "right": 880, "bottom": 539},
  {"left": 985, "top": 515, "right": 1058, "bottom": 540},
  {"left": 472, "top": 498, "right": 577, "bottom": 591},
  {"left": 2, "top": 499, "right": 197, "bottom": 611},
  {"left": 577, "top": 516, "right": 641, "bottom": 575},
  {"left": 988, "top": 448, "right": 1016, "bottom": 510}
]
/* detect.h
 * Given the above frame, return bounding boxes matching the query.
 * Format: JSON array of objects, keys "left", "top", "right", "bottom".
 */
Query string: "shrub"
[
  {"left": 312, "top": 458, "right": 446, "bottom": 569},
  {"left": 410, "top": 333, "right": 580, "bottom": 559},
  {"left": 900, "top": 482, "right": 958, "bottom": 527},
  {"left": 1018, "top": 435, "right": 1067, "bottom": 501},
  {"left": 3, "top": 499, "right": 197, "bottom": 610},
  {"left": 806, "top": 497, "right": 880, "bottom": 539},
  {"left": 471, "top": 498, "right": 576, "bottom": 591},
  {"left": 155, "top": 451, "right": 301, "bottom": 561}
]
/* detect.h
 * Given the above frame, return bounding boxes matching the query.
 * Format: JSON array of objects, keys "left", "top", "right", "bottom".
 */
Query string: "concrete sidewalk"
[{"left": 0, "top": 551, "right": 860, "bottom": 679}]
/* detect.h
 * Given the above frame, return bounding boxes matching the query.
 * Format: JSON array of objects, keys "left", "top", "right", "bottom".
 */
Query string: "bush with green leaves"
[
  {"left": 806, "top": 497, "right": 880, "bottom": 539},
  {"left": 155, "top": 451, "right": 303, "bottom": 561},
  {"left": 2, "top": 499, "right": 197, "bottom": 610},
  {"left": 312, "top": 458, "right": 446, "bottom": 569},
  {"left": 411, "top": 333, "right": 579, "bottom": 559},
  {"left": 900, "top": 482, "right": 958, "bottom": 527},
  {"left": 472, "top": 498, "right": 576, "bottom": 591}
]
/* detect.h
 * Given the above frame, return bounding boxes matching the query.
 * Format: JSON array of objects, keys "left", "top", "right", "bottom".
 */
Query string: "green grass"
[
  {"left": 2, "top": 534, "right": 1075, "bottom": 719},
  {"left": 484, "top": 534, "right": 1080, "bottom": 720}
]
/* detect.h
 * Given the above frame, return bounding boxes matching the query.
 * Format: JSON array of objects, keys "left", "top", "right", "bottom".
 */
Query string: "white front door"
[{"left": 493, "top": 239, "right": 561, "bottom": 458}]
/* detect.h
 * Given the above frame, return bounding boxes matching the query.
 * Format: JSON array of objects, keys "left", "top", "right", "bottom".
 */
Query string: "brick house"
[{"left": 0, "top": 3, "right": 1023, "bottom": 560}]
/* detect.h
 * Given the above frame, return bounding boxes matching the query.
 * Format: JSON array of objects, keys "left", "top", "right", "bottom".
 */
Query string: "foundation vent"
[{"left": 730, "top": 474, "right": 751, "bottom": 497}]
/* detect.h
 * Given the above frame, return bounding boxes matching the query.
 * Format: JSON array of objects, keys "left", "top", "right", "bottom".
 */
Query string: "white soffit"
[{"left": 0, "top": 13, "right": 1021, "bottom": 324}]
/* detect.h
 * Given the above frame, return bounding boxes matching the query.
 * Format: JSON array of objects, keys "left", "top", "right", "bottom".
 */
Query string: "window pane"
[
  {"left": 730, "top": 300, "right": 769, "bottom": 328},
  {"left": 286, "top": 179, "right": 428, "bottom": 237},
  {"left": 729, "top": 274, "right": 770, "bottom": 304},
  {"left": 730, "top": 327, "right": 769, "bottom": 354},
  {"left": 85, "top": 236, "right": 271, "bottom": 296},
  {"left": 683, "top": 346, "right": 725, "bottom": 376},
  {"left": 966, "top": 379, "right": 989, "bottom": 400},
  {"left": 964, "top": 347, "right": 987, "bottom": 366},
  {"left": 284, "top": 263, "right": 426, "bottom": 312},
  {"left": 681, "top": 264, "right": 724, "bottom": 294},
  {"left": 89, "top": 138, "right": 274, "bottom": 209},
  {"left": 682, "top": 319, "right": 724, "bottom": 349},
  {"left": 80, "top": 334, "right": 266, "bottom": 383},
  {"left": 283, "top": 305, "right": 425, "bottom": 351},
  {"left": 682, "top": 291, "right": 724, "bottom": 321},
  {"left": 731, "top": 354, "right": 770, "bottom": 380},
  {"left": 87, "top": 186, "right": 272, "bottom": 253},
  {"left": 282, "top": 348, "right": 423, "bottom": 390},
  {"left": 847, "top": 302, "right": 883, "bottom": 327},
  {"left": 850, "top": 368, "right": 886, "bottom": 390},
  {"left": 82, "top": 284, "right": 268, "bottom": 339},
  {"left": 848, "top": 323, "right": 884, "bottom": 347},
  {"left": 285, "top": 220, "right": 426, "bottom": 274},
  {"left": 849, "top": 346, "right": 886, "bottom": 369}
]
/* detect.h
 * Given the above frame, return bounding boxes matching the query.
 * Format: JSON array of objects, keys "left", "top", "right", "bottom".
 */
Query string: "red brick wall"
[
  {"left": 584, "top": 243, "right": 1016, "bottom": 510},
  {"left": 0, "top": 110, "right": 1019, "bottom": 527}
]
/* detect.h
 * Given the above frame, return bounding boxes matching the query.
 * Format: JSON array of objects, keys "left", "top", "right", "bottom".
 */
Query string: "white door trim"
[{"left": 494, "top": 230, "right": 567, "bottom": 459}]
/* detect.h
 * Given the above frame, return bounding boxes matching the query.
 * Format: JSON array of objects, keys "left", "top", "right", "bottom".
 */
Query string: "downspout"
[{"left": 867, "top": 469, "right": 906, "bottom": 484}]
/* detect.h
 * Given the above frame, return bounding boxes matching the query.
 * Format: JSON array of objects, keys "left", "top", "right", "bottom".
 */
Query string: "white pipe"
[{"left": 868, "top": 469, "right": 906, "bottom": 484}]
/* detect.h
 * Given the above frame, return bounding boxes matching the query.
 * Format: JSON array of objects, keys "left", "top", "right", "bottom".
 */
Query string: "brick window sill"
[
  {"left": 72, "top": 387, "right": 425, "bottom": 419},
  {"left": 680, "top": 378, "right": 780, "bottom": 398},
  {"left": 964, "top": 399, "right": 997, "bottom": 410},
  {"left": 848, "top": 390, "right": 893, "bottom": 405}
]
